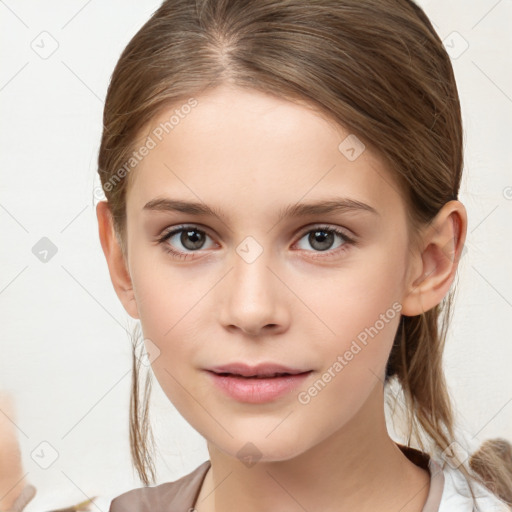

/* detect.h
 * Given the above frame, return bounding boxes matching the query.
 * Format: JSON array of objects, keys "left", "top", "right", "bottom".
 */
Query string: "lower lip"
[{"left": 206, "top": 371, "right": 312, "bottom": 403}]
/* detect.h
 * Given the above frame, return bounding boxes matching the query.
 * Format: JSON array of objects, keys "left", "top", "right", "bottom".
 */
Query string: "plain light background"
[{"left": 0, "top": 0, "right": 511, "bottom": 510}]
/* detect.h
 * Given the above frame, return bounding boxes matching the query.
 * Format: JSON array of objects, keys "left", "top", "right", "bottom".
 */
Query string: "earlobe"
[
  {"left": 96, "top": 201, "right": 140, "bottom": 319},
  {"left": 401, "top": 200, "right": 467, "bottom": 317}
]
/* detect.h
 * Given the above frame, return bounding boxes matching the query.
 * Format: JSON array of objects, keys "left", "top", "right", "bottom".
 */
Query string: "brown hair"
[{"left": 97, "top": 0, "right": 512, "bottom": 505}]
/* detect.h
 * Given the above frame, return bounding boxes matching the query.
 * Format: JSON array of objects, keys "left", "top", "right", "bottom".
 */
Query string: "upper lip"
[{"left": 207, "top": 362, "right": 311, "bottom": 378}]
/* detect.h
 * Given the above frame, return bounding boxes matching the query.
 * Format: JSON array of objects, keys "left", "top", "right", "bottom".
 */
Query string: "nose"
[{"left": 217, "top": 250, "right": 290, "bottom": 337}]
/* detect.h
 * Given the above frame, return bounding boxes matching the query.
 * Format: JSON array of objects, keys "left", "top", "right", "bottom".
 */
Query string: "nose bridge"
[
  {"left": 231, "top": 239, "right": 276, "bottom": 309},
  {"left": 218, "top": 237, "right": 287, "bottom": 334}
]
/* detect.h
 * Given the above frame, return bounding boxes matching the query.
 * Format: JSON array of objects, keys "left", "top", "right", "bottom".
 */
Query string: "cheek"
[
  {"left": 128, "top": 251, "right": 211, "bottom": 399},
  {"left": 129, "top": 241, "right": 199, "bottom": 337},
  {"left": 292, "top": 248, "right": 405, "bottom": 403},
  {"left": 293, "top": 272, "right": 402, "bottom": 442},
  {"left": 295, "top": 246, "right": 405, "bottom": 348}
]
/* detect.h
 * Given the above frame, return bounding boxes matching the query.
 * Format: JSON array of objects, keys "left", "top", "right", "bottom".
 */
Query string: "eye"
[
  {"left": 156, "top": 225, "right": 215, "bottom": 260},
  {"left": 294, "top": 225, "right": 355, "bottom": 257},
  {"left": 156, "top": 224, "right": 356, "bottom": 261}
]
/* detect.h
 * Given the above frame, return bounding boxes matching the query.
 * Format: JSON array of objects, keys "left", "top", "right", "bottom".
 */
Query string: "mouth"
[{"left": 205, "top": 363, "right": 313, "bottom": 403}]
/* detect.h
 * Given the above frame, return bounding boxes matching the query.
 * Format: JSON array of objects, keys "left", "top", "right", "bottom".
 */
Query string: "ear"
[
  {"left": 96, "top": 201, "right": 139, "bottom": 319},
  {"left": 401, "top": 200, "right": 467, "bottom": 316}
]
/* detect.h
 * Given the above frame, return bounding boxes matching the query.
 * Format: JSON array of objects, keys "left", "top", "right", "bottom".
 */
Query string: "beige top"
[{"left": 108, "top": 443, "right": 449, "bottom": 512}]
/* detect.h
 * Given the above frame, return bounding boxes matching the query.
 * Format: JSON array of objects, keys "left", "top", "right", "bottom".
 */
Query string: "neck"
[{"left": 194, "top": 384, "right": 431, "bottom": 512}]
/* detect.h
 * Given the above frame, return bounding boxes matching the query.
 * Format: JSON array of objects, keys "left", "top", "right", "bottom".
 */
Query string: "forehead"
[{"left": 126, "top": 85, "right": 404, "bottom": 221}]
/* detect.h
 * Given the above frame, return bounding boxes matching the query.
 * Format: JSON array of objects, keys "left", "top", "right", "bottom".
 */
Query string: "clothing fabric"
[{"left": 108, "top": 444, "right": 510, "bottom": 511}]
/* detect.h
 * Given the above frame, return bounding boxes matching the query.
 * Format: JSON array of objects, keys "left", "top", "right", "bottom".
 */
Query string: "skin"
[{"left": 97, "top": 83, "right": 467, "bottom": 512}]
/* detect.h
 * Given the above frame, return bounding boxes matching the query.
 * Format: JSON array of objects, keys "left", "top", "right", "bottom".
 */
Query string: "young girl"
[{"left": 95, "top": 0, "right": 512, "bottom": 510}]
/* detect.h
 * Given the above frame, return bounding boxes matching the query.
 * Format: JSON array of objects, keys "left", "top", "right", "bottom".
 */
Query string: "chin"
[{"left": 213, "top": 430, "right": 311, "bottom": 465}]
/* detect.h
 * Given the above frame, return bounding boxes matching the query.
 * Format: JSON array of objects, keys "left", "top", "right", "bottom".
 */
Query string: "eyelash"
[{"left": 156, "top": 224, "right": 356, "bottom": 261}]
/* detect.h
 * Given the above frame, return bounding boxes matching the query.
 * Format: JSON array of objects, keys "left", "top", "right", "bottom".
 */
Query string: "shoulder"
[
  {"left": 109, "top": 460, "right": 211, "bottom": 512},
  {"left": 397, "top": 443, "right": 510, "bottom": 512},
  {"left": 435, "top": 459, "right": 510, "bottom": 512}
]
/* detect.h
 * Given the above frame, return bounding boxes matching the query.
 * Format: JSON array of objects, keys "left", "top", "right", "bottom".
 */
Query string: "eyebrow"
[{"left": 143, "top": 197, "right": 379, "bottom": 222}]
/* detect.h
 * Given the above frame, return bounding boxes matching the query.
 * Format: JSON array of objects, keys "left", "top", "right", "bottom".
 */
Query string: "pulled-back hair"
[{"left": 97, "top": 0, "right": 512, "bottom": 505}]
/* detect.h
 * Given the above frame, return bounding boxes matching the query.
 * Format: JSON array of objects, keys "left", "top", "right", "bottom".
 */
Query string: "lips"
[
  {"left": 207, "top": 362, "right": 310, "bottom": 378},
  {"left": 206, "top": 365, "right": 313, "bottom": 403}
]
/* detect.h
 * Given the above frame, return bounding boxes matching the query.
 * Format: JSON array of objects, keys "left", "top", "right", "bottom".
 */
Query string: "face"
[{"left": 121, "top": 84, "right": 414, "bottom": 461}]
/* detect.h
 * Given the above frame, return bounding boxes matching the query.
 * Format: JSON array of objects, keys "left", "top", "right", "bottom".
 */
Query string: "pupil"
[
  {"left": 182, "top": 229, "right": 204, "bottom": 249},
  {"left": 309, "top": 230, "right": 333, "bottom": 251}
]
